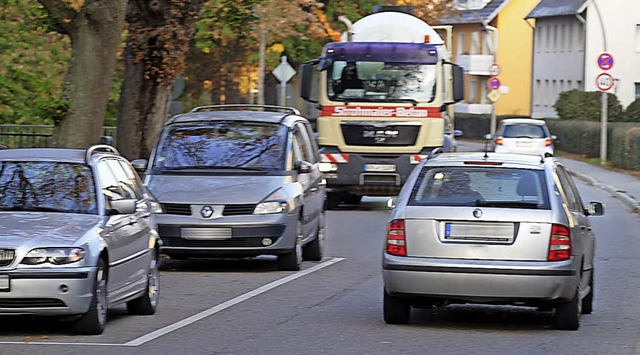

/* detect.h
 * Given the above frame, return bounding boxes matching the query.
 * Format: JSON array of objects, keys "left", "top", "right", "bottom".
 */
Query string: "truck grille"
[{"left": 341, "top": 122, "right": 420, "bottom": 146}]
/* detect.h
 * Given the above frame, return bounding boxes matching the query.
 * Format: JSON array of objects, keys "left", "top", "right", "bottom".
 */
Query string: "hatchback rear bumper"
[{"left": 383, "top": 254, "right": 580, "bottom": 303}]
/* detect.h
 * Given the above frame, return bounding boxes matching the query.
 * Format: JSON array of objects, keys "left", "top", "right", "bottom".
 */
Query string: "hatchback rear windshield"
[
  {"left": 0, "top": 162, "right": 97, "bottom": 214},
  {"left": 408, "top": 166, "right": 550, "bottom": 209},
  {"left": 501, "top": 124, "right": 547, "bottom": 139},
  {"left": 152, "top": 121, "right": 287, "bottom": 171}
]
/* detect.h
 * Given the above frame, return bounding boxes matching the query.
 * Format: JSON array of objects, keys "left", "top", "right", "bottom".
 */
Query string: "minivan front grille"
[
  {"left": 162, "top": 203, "right": 191, "bottom": 216},
  {"left": 223, "top": 204, "right": 256, "bottom": 216}
]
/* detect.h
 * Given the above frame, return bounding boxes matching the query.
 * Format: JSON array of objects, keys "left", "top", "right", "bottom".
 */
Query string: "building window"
[
  {"left": 469, "top": 79, "right": 477, "bottom": 103},
  {"left": 480, "top": 80, "right": 488, "bottom": 104},
  {"left": 635, "top": 83, "right": 640, "bottom": 99},
  {"left": 483, "top": 32, "right": 491, "bottom": 54},
  {"left": 636, "top": 25, "right": 640, "bottom": 52},
  {"left": 458, "top": 33, "right": 466, "bottom": 54},
  {"left": 471, "top": 32, "right": 480, "bottom": 55}
]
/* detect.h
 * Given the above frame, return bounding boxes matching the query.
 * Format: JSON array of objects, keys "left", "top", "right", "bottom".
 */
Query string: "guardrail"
[{"left": 0, "top": 125, "right": 117, "bottom": 148}]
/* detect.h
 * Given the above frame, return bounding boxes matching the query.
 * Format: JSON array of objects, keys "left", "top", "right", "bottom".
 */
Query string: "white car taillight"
[
  {"left": 548, "top": 224, "right": 571, "bottom": 261},
  {"left": 386, "top": 219, "right": 406, "bottom": 256}
]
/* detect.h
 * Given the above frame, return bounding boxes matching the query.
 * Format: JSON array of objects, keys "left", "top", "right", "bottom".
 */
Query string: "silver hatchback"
[
  {"left": 383, "top": 151, "right": 604, "bottom": 330},
  {"left": 0, "top": 146, "right": 161, "bottom": 334}
]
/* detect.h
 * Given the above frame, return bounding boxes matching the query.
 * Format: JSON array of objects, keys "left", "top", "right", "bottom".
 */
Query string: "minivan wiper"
[
  {"left": 476, "top": 200, "right": 539, "bottom": 209},
  {"left": 159, "top": 165, "right": 270, "bottom": 171}
]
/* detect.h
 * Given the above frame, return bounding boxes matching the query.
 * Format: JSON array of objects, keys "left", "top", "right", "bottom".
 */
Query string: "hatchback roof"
[
  {"left": 426, "top": 151, "right": 549, "bottom": 168},
  {"left": 500, "top": 118, "right": 547, "bottom": 125}
]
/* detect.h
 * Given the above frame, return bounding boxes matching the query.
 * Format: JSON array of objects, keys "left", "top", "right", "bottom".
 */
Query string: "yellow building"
[{"left": 438, "top": 0, "right": 538, "bottom": 118}]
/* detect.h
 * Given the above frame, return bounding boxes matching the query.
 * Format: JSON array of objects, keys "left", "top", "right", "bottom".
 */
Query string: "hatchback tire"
[
  {"left": 73, "top": 258, "right": 108, "bottom": 335},
  {"left": 582, "top": 273, "right": 594, "bottom": 315},
  {"left": 383, "top": 289, "right": 410, "bottom": 324},
  {"left": 553, "top": 290, "right": 581, "bottom": 330},
  {"left": 325, "top": 192, "right": 340, "bottom": 210},
  {"left": 127, "top": 249, "right": 160, "bottom": 315}
]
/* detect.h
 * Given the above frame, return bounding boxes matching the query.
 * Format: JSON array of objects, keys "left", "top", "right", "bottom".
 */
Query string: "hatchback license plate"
[
  {"left": 0, "top": 275, "right": 9, "bottom": 291},
  {"left": 364, "top": 164, "right": 396, "bottom": 172}
]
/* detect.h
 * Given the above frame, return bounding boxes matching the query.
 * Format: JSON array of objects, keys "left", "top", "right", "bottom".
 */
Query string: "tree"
[
  {"left": 116, "top": 0, "right": 206, "bottom": 160},
  {"left": 37, "top": 0, "right": 127, "bottom": 148}
]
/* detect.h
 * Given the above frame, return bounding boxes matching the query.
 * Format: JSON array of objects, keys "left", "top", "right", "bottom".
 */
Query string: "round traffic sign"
[
  {"left": 488, "top": 77, "right": 501, "bottom": 90},
  {"left": 595, "top": 72, "right": 614, "bottom": 91},
  {"left": 597, "top": 52, "right": 614, "bottom": 70},
  {"left": 489, "top": 64, "right": 500, "bottom": 76}
]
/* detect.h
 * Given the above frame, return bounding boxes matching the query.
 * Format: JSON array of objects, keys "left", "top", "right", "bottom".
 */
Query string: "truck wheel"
[{"left": 344, "top": 193, "right": 362, "bottom": 205}]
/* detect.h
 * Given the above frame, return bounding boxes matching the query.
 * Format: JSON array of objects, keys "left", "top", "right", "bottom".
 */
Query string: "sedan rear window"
[
  {"left": 0, "top": 162, "right": 97, "bottom": 214},
  {"left": 152, "top": 121, "right": 287, "bottom": 171},
  {"left": 409, "top": 167, "right": 550, "bottom": 209}
]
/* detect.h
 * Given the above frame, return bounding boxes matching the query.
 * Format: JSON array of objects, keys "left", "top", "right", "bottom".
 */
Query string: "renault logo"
[
  {"left": 472, "top": 208, "right": 483, "bottom": 218},
  {"left": 201, "top": 206, "right": 214, "bottom": 218}
]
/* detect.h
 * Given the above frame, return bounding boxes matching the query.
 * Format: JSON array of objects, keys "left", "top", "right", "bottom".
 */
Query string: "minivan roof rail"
[
  {"left": 190, "top": 104, "right": 301, "bottom": 116},
  {"left": 86, "top": 144, "right": 120, "bottom": 163}
]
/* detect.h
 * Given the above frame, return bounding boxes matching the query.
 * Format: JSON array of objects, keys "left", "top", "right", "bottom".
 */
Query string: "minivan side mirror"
[
  {"left": 386, "top": 197, "right": 398, "bottom": 210},
  {"left": 130, "top": 159, "right": 148, "bottom": 173},
  {"left": 296, "top": 160, "right": 312, "bottom": 174},
  {"left": 108, "top": 198, "right": 137, "bottom": 215}
]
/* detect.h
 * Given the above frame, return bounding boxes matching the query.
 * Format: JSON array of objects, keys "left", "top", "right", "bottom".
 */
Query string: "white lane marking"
[{"left": 0, "top": 257, "right": 345, "bottom": 347}]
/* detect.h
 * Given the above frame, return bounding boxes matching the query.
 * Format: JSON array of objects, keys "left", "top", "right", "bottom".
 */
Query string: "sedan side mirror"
[
  {"left": 130, "top": 159, "right": 148, "bottom": 173},
  {"left": 296, "top": 160, "right": 312, "bottom": 174},
  {"left": 586, "top": 201, "right": 605, "bottom": 216}
]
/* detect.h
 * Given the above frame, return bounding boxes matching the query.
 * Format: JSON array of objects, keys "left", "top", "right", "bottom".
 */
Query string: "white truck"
[{"left": 300, "top": 7, "right": 464, "bottom": 208}]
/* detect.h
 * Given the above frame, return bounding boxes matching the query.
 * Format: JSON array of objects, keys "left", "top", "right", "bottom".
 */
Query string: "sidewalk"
[{"left": 557, "top": 157, "right": 640, "bottom": 213}]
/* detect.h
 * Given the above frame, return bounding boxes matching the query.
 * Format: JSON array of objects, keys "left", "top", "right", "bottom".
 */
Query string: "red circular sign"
[
  {"left": 595, "top": 72, "right": 614, "bottom": 91},
  {"left": 597, "top": 53, "right": 614, "bottom": 70},
  {"left": 488, "top": 77, "right": 501, "bottom": 90}
]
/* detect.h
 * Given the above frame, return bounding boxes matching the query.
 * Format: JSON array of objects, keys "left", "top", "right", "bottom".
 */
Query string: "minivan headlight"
[
  {"left": 22, "top": 248, "right": 85, "bottom": 265},
  {"left": 254, "top": 188, "right": 291, "bottom": 215}
]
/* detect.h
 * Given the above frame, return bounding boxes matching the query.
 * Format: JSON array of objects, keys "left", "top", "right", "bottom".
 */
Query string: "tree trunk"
[
  {"left": 116, "top": 0, "right": 205, "bottom": 160},
  {"left": 40, "top": 0, "right": 127, "bottom": 148}
]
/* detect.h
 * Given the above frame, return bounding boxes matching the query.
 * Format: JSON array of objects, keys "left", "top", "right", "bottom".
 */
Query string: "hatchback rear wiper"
[{"left": 476, "top": 201, "right": 539, "bottom": 209}]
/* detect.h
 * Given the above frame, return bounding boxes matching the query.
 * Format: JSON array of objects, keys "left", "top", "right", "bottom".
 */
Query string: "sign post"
[
  {"left": 596, "top": 52, "right": 614, "bottom": 165},
  {"left": 488, "top": 65, "right": 501, "bottom": 136}
]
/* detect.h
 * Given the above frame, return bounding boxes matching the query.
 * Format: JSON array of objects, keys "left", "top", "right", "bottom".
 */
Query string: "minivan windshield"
[
  {"left": 151, "top": 121, "right": 287, "bottom": 171},
  {"left": 409, "top": 166, "right": 550, "bottom": 209}
]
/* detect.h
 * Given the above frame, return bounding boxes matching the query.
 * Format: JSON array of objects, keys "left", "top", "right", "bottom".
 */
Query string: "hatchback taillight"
[
  {"left": 548, "top": 224, "right": 571, "bottom": 261},
  {"left": 495, "top": 137, "right": 503, "bottom": 145},
  {"left": 386, "top": 219, "right": 406, "bottom": 256},
  {"left": 545, "top": 138, "right": 553, "bottom": 146}
]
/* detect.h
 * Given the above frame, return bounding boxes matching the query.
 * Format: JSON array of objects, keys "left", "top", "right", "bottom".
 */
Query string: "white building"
[{"left": 527, "top": 0, "right": 640, "bottom": 118}]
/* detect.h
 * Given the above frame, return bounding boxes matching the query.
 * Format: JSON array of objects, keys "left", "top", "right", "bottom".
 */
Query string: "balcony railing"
[{"left": 455, "top": 54, "right": 495, "bottom": 76}]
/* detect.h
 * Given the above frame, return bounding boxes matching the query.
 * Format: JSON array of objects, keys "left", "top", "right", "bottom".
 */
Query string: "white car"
[{"left": 494, "top": 118, "right": 556, "bottom": 156}]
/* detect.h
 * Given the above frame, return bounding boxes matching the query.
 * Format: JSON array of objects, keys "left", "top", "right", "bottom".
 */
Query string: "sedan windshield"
[
  {"left": 0, "top": 162, "right": 97, "bottom": 214},
  {"left": 409, "top": 167, "right": 550, "bottom": 209},
  {"left": 152, "top": 121, "right": 287, "bottom": 171}
]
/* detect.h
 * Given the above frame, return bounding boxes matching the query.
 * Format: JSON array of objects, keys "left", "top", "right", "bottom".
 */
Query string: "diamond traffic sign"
[
  {"left": 488, "top": 90, "right": 500, "bottom": 102},
  {"left": 272, "top": 56, "right": 296, "bottom": 83}
]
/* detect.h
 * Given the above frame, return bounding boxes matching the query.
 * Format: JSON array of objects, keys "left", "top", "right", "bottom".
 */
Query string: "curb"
[{"left": 569, "top": 171, "right": 640, "bottom": 213}]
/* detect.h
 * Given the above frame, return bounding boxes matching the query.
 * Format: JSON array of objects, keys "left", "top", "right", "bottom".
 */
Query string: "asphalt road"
[{"left": 1, "top": 144, "right": 640, "bottom": 354}]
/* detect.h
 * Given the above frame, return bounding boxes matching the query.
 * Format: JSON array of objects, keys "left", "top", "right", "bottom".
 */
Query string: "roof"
[
  {"left": 525, "top": 0, "right": 588, "bottom": 19},
  {"left": 168, "top": 105, "right": 304, "bottom": 125},
  {"left": 500, "top": 118, "right": 547, "bottom": 125},
  {"left": 0, "top": 148, "right": 88, "bottom": 163},
  {"left": 438, "top": 0, "right": 510, "bottom": 25},
  {"left": 427, "top": 151, "right": 548, "bottom": 168}
]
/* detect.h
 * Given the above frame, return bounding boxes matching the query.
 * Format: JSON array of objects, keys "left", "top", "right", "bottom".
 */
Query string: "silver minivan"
[
  {"left": 136, "top": 105, "right": 326, "bottom": 271},
  {"left": 383, "top": 152, "right": 604, "bottom": 330}
]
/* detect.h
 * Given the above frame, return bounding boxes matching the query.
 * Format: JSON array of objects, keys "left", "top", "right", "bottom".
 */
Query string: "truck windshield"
[{"left": 327, "top": 61, "right": 437, "bottom": 103}]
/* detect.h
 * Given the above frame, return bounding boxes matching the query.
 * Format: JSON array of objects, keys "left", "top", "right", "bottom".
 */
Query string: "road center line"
[{"left": 125, "top": 257, "right": 345, "bottom": 347}]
